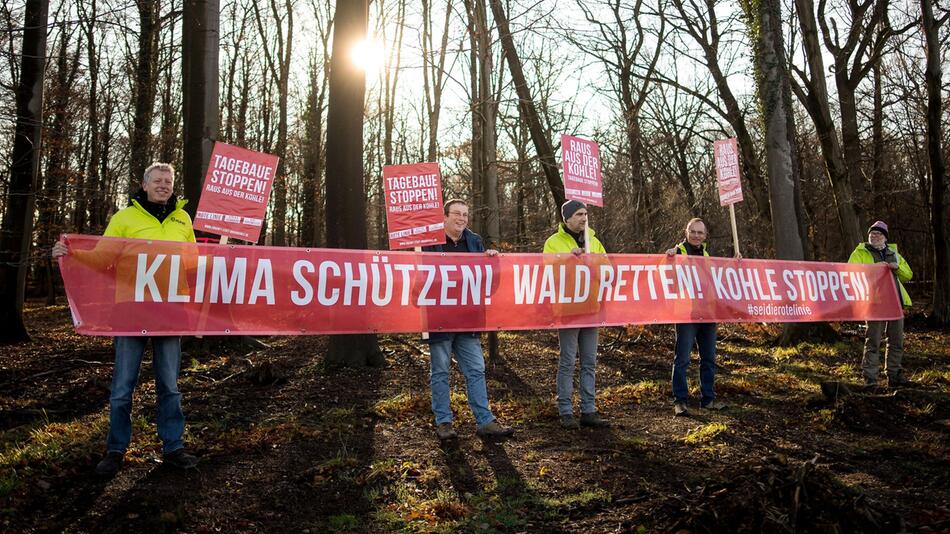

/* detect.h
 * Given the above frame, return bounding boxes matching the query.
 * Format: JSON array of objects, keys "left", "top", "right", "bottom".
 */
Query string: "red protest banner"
[
  {"left": 560, "top": 134, "right": 603, "bottom": 207},
  {"left": 382, "top": 163, "right": 445, "bottom": 249},
  {"left": 714, "top": 138, "right": 743, "bottom": 206},
  {"left": 59, "top": 234, "right": 903, "bottom": 336},
  {"left": 194, "top": 142, "right": 280, "bottom": 242}
]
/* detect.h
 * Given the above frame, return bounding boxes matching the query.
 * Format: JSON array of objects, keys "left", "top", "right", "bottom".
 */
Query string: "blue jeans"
[
  {"left": 672, "top": 323, "right": 717, "bottom": 405},
  {"left": 429, "top": 334, "right": 495, "bottom": 426},
  {"left": 106, "top": 336, "right": 185, "bottom": 454},
  {"left": 557, "top": 328, "right": 599, "bottom": 416}
]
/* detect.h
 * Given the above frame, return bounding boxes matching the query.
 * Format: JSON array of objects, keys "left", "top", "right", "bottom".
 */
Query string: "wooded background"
[{"left": 0, "top": 0, "right": 947, "bottom": 346}]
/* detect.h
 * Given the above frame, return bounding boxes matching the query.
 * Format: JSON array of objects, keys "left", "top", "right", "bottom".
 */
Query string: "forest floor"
[{"left": 1, "top": 299, "right": 949, "bottom": 533}]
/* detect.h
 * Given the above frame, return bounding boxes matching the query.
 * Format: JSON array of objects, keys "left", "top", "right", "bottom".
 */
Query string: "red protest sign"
[
  {"left": 194, "top": 142, "right": 279, "bottom": 242},
  {"left": 383, "top": 162, "right": 444, "bottom": 250},
  {"left": 59, "top": 234, "right": 904, "bottom": 336},
  {"left": 560, "top": 134, "right": 603, "bottom": 207},
  {"left": 714, "top": 138, "right": 743, "bottom": 206}
]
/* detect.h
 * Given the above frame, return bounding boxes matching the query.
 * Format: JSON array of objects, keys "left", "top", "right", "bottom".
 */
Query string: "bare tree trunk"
[
  {"left": 745, "top": 0, "right": 833, "bottom": 345},
  {"left": 747, "top": 0, "right": 806, "bottom": 261},
  {"left": 665, "top": 0, "right": 773, "bottom": 227},
  {"left": 76, "top": 0, "right": 100, "bottom": 234},
  {"left": 95, "top": 68, "right": 116, "bottom": 230},
  {"left": 222, "top": 2, "right": 248, "bottom": 142},
  {"left": 793, "top": 0, "right": 909, "bottom": 246},
  {"left": 421, "top": 0, "right": 452, "bottom": 162},
  {"left": 301, "top": 1, "right": 332, "bottom": 247},
  {"left": 466, "top": 0, "right": 482, "bottom": 208},
  {"left": 870, "top": 46, "right": 884, "bottom": 199},
  {"left": 38, "top": 30, "right": 79, "bottom": 305},
  {"left": 488, "top": 0, "right": 564, "bottom": 213},
  {"left": 324, "top": 0, "right": 384, "bottom": 368},
  {"left": 0, "top": 0, "right": 48, "bottom": 343},
  {"left": 300, "top": 61, "right": 328, "bottom": 247},
  {"left": 182, "top": 0, "right": 220, "bottom": 217},
  {"left": 922, "top": 0, "right": 950, "bottom": 326},
  {"left": 791, "top": 0, "right": 863, "bottom": 246},
  {"left": 130, "top": 0, "right": 159, "bottom": 195},
  {"left": 252, "top": 0, "right": 294, "bottom": 245},
  {"left": 825, "top": 0, "right": 896, "bottom": 227},
  {"left": 470, "top": 0, "right": 500, "bottom": 360},
  {"left": 235, "top": 56, "right": 250, "bottom": 146},
  {"left": 470, "top": 0, "right": 499, "bottom": 247},
  {"left": 835, "top": 81, "right": 869, "bottom": 224},
  {"left": 158, "top": 18, "right": 180, "bottom": 163},
  {"left": 382, "top": 0, "right": 405, "bottom": 167}
]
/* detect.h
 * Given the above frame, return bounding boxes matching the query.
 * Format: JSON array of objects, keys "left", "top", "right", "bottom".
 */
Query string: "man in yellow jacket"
[
  {"left": 543, "top": 200, "right": 609, "bottom": 429},
  {"left": 53, "top": 162, "right": 199, "bottom": 476},
  {"left": 847, "top": 220, "right": 913, "bottom": 387}
]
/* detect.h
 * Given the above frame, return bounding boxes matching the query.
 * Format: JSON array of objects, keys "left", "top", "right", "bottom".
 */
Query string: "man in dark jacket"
[{"left": 421, "top": 199, "right": 514, "bottom": 440}]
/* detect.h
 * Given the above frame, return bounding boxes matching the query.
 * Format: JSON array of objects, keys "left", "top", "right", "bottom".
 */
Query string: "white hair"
[{"left": 143, "top": 162, "right": 175, "bottom": 184}]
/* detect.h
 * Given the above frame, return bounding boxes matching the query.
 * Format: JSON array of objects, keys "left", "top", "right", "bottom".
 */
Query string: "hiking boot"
[
  {"left": 886, "top": 373, "right": 912, "bottom": 387},
  {"left": 95, "top": 452, "right": 124, "bottom": 477},
  {"left": 475, "top": 420, "right": 515, "bottom": 438},
  {"left": 163, "top": 449, "right": 199, "bottom": 470},
  {"left": 701, "top": 400, "right": 728, "bottom": 411},
  {"left": 580, "top": 412, "right": 610, "bottom": 428},
  {"left": 673, "top": 402, "right": 689, "bottom": 417},
  {"left": 435, "top": 422, "right": 458, "bottom": 440},
  {"left": 864, "top": 377, "right": 879, "bottom": 387},
  {"left": 559, "top": 415, "right": 580, "bottom": 429}
]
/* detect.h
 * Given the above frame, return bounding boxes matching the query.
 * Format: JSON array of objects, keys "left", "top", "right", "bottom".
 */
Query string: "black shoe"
[
  {"left": 579, "top": 412, "right": 610, "bottom": 428},
  {"left": 163, "top": 449, "right": 199, "bottom": 469},
  {"left": 559, "top": 414, "right": 580, "bottom": 429},
  {"left": 95, "top": 452, "right": 124, "bottom": 477},
  {"left": 886, "top": 373, "right": 912, "bottom": 387}
]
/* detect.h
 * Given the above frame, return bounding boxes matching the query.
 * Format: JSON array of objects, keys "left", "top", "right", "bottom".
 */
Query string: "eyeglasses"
[{"left": 448, "top": 211, "right": 469, "bottom": 218}]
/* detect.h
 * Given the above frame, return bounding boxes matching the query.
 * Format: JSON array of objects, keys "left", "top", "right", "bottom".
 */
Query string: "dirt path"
[{"left": 1, "top": 303, "right": 948, "bottom": 532}]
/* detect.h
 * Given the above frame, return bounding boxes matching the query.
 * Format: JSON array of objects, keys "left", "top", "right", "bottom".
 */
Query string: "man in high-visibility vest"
[
  {"left": 665, "top": 218, "right": 729, "bottom": 416},
  {"left": 847, "top": 220, "right": 913, "bottom": 387},
  {"left": 53, "top": 162, "right": 199, "bottom": 476},
  {"left": 543, "top": 200, "right": 610, "bottom": 429}
]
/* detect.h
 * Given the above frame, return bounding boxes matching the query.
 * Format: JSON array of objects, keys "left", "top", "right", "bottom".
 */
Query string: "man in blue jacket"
[{"left": 421, "top": 199, "right": 514, "bottom": 440}]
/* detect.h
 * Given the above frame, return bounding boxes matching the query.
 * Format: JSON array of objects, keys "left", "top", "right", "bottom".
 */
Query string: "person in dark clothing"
[
  {"left": 420, "top": 199, "right": 514, "bottom": 441},
  {"left": 664, "top": 218, "right": 730, "bottom": 416}
]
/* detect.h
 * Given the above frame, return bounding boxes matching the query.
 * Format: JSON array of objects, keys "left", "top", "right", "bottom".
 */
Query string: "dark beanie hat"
[
  {"left": 868, "top": 220, "right": 888, "bottom": 238},
  {"left": 561, "top": 200, "right": 586, "bottom": 221}
]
